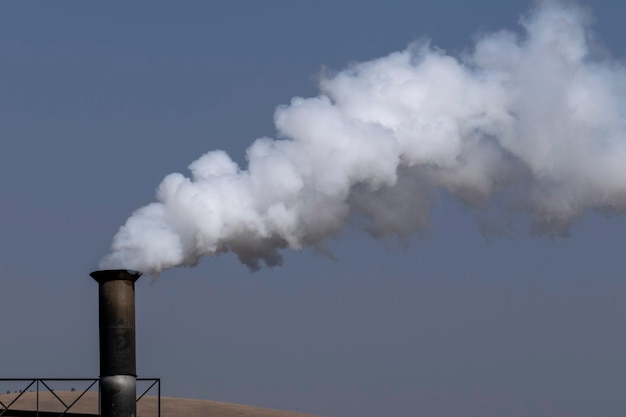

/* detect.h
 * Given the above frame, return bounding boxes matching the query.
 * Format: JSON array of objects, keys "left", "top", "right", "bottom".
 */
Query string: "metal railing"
[{"left": 0, "top": 378, "right": 160, "bottom": 417}]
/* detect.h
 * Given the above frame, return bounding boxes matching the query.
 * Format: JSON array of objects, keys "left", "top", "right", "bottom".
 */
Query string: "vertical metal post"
[
  {"left": 90, "top": 269, "right": 142, "bottom": 417},
  {"left": 36, "top": 380, "right": 39, "bottom": 417}
]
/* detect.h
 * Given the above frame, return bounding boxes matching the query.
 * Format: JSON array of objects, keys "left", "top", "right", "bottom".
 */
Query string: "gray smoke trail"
[{"left": 101, "top": 2, "right": 626, "bottom": 274}]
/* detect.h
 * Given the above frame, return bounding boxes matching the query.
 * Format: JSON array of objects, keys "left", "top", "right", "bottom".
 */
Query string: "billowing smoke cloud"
[{"left": 101, "top": 2, "right": 626, "bottom": 274}]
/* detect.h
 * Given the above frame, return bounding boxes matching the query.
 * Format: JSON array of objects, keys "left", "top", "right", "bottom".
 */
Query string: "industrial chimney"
[{"left": 90, "top": 269, "right": 142, "bottom": 417}]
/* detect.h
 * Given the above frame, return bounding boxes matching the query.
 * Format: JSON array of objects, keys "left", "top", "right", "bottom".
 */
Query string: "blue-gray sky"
[{"left": 1, "top": 1, "right": 626, "bottom": 416}]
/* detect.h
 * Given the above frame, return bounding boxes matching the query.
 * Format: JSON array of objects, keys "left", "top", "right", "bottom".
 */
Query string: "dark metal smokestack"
[{"left": 90, "top": 269, "right": 142, "bottom": 417}]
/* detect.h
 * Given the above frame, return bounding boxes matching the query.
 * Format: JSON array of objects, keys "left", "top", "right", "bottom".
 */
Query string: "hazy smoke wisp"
[{"left": 101, "top": 2, "right": 626, "bottom": 274}]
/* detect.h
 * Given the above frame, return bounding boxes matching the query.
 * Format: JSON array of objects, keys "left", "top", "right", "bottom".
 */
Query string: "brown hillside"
[{"left": 0, "top": 391, "right": 323, "bottom": 417}]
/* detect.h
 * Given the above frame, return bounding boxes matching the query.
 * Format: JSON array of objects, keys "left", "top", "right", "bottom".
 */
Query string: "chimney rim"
[{"left": 90, "top": 269, "right": 143, "bottom": 284}]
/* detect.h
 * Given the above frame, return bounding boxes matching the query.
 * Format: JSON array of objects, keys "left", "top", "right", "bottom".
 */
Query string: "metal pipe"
[{"left": 90, "top": 269, "right": 142, "bottom": 417}]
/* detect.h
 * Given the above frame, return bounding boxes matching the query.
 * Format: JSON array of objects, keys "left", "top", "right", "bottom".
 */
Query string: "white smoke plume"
[{"left": 101, "top": 2, "right": 626, "bottom": 274}]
